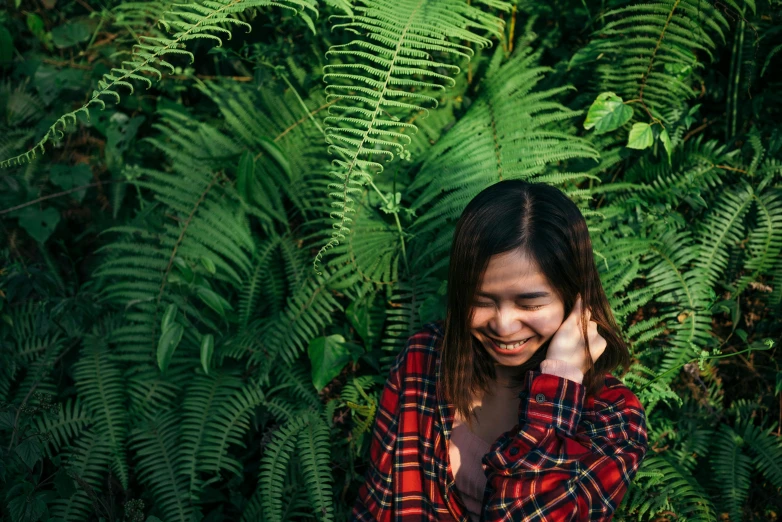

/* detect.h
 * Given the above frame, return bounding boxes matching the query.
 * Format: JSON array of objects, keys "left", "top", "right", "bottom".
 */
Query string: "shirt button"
[
  {"left": 535, "top": 393, "right": 546, "bottom": 403},
  {"left": 509, "top": 446, "right": 519, "bottom": 456}
]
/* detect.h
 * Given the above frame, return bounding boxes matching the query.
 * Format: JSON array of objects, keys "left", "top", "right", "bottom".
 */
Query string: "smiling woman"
[{"left": 352, "top": 180, "right": 648, "bottom": 522}]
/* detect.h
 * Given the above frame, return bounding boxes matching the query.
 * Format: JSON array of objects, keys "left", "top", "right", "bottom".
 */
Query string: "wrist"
[{"left": 540, "top": 358, "right": 584, "bottom": 384}]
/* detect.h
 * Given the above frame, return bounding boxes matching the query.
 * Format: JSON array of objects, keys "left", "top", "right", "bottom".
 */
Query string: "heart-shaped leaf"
[
  {"left": 584, "top": 92, "right": 634, "bottom": 134},
  {"left": 308, "top": 335, "right": 354, "bottom": 391},
  {"left": 627, "top": 122, "right": 654, "bottom": 150}
]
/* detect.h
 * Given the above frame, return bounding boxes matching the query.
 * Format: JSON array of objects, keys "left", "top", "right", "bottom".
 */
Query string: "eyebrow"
[{"left": 476, "top": 291, "right": 550, "bottom": 299}]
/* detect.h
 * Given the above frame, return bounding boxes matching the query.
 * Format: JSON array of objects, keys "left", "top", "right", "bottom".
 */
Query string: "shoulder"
[{"left": 389, "top": 319, "right": 445, "bottom": 378}]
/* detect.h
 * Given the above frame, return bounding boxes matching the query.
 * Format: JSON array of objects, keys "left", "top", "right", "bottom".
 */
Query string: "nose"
[{"left": 488, "top": 305, "right": 524, "bottom": 338}]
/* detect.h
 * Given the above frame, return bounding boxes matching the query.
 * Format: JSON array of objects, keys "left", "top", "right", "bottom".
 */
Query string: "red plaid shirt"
[{"left": 351, "top": 320, "right": 648, "bottom": 521}]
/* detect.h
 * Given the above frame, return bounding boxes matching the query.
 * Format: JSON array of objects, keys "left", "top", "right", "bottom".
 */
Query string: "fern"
[
  {"left": 740, "top": 419, "right": 782, "bottom": 490},
  {"left": 693, "top": 181, "right": 754, "bottom": 290},
  {"left": 72, "top": 327, "right": 129, "bottom": 489},
  {"left": 34, "top": 398, "right": 91, "bottom": 456},
  {"left": 130, "top": 410, "right": 193, "bottom": 522},
  {"left": 313, "top": 0, "right": 510, "bottom": 273},
  {"left": 93, "top": 110, "right": 254, "bottom": 358},
  {"left": 180, "top": 370, "right": 243, "bottom": 495},
  {"left": 637, "top": 454, "right": 717, "bottom": 521},
  {"left": 259, "top": 414, "right": 310, "bottom": 522},
  {"left": 0, "top": 0, "right": 318, "bottom": 167},
  {"left": 198, "top": 384, "right": 266, "bottom": 476},
  {"left": 297, "top": 412, "right": 335, "bottom": 522},
  {"left": 49, "top": 431, "right": 113, "bottom": 522},
  {"left": 735, "top": 185, "right": 782, "bottom": 294},
  {"left": 408, "top": 45, "right": 598, "bottom": 241},
  {"left": 709, "top": 423, "right": 752, "bottom": 521},
  {"left": 571, "top": 0, "right": 729, "bottom": 121}
]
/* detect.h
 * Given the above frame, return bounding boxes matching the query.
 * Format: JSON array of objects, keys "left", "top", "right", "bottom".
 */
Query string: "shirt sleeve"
[
  {"left": 350, "top": 346, "right": 406, "bottom": 522},
  {"left": 481, "top": 370, "right": 648, "bottom": 521}
]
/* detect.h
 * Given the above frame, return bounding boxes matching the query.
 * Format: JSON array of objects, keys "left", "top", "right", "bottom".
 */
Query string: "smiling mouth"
[{"left": 488, "top": 336, "right": 532, "bottom": 350}]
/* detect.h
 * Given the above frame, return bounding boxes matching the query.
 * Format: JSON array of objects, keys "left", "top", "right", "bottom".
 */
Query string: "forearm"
[{"left": 481, "top": 371, "right": 648, "bottom": 521}]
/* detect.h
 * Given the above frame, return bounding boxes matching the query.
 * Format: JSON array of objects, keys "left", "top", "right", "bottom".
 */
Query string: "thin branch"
[{"left": 0, "top": 181, "right": 123, "bottom": 216}]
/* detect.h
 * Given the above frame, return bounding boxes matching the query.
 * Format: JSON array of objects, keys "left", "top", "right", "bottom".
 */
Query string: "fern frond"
[
  {"left": 34, "top": 397, "right": 91, "bottom": 456},
  {"left": 693, "top": 182, "right": 754, "bottom": 290},
  {"left": 259, "top": 414, "right": 310, "bottom": 522},
  {"left": 0, "top": 0, "right": 318, "bottom": 167},
  {"left": 249, "top": 268, "right": 344, "bottom": 380},
  {"left": 297, "top": 412, "right": 335, "bottom": 522},
  {"left": 637, "top": 454, "right": 717, "bottom": 521},
  {"left": 130, "top": 410, "right": 193, "bottom": 522},
  {"left": 180, "top": 370, "right": 243, "bottom": 495},
  {"left": 740, "top": 419, "right": 782, "bottom": 490},
  {"left": 709, "top": 423, "right": 752, "bottom": 521},
  {"left": 408, "top": 46, "right": 598, "bottom": 240},
  {"left": 198, "top": 384, "right": 266, "bottom": 476},
  {"left": 735, "top": 187, "right": 782, "bottom": 293},
  {"left": 72, "top": 329, "right": 129, "bottom": 489},
  {"left": 50, "top": 431, "right": 112, "bottom": 522},
  {"left": 571, "top": 0, "right": 729, "bottom": 121},
  {"left": 313, "top": 0, "right": 510, "bottom": 274}
]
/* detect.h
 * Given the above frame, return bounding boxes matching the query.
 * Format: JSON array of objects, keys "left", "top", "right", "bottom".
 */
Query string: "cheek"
[{"left": 531, "top": 307, "right": 565, "bottom": 335}]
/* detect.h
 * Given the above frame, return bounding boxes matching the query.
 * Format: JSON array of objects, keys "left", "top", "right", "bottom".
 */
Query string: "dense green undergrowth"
[{"left": 1, "top": 0, "right": 781, "bottom": 520}]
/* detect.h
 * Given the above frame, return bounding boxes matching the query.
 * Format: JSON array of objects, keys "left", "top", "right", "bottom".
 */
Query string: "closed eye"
[{"left": 473, "top": 302, "right": 544, "bottom": 311}]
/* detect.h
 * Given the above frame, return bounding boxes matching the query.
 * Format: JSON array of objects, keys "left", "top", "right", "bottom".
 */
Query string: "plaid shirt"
[{"left": 351, "top": 320, "right": 648, "bottom": 521}]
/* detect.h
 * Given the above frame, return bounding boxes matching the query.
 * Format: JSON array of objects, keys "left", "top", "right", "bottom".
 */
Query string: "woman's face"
[{"left": 469, "top": 249, "right": 566, "bottom": 380}]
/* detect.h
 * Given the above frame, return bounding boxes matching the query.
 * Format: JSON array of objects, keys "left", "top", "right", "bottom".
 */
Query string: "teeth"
[{"left": 496, "top": 337, "right": 530, "bottom": 350}]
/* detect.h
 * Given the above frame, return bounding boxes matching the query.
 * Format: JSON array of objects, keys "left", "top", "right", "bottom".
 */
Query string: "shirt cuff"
[
  {"left": 540, "top": 358, "right": 584, "bottom": 384},
  {"left": 518, "top": 370, "right": 586, "bottom": 437}
]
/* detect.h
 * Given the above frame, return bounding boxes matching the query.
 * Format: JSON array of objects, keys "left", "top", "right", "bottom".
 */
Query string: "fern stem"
[
  {"left": 639, "top": 0, "right": 682, "bottom": 111},
  {"left": 315, "top": 0, "right": 427, "bottom": 276},
  {"left": 154, "top": 171, "right": 222, "bottom": 343},
  {"left": 639, "top": 340, "right": 774, "bottom": 392},
  {"left": 278, "top": 71, "right": 325, "bottom": 137},
  {"left": 368, "top": 180, "right": 410, "bottom": 274}
]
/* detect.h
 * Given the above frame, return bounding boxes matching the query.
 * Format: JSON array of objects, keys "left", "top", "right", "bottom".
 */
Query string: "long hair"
[{"left": 438, "top": 180, "right": 630, "bottom": 429}]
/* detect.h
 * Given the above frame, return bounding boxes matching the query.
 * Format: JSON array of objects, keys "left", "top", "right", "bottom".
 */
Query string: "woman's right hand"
[{"left": 545, "top": 295, "right": 607, "bottom": 374}]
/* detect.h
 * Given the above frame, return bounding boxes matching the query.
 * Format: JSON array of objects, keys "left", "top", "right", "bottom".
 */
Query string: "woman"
[{"left": 351, "top": 180, "right": 649, "bottom": 521}]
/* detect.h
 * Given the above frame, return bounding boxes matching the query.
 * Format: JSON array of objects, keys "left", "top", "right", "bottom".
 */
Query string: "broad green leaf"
[
  {"left": 157, "top": 323, "right": 184, "bottom": 372},
  {"left": 200, "top": 256, "right": 216, "bottom": 275},
  {"left": 0, "top": 411, "right": 15, "bottom": 430},
  {"left": 15, "top": 436, "right": 44, "bottom": 469},
  {"left": 346, "top": 300, "right": 370, "bottom": 345},
  {"left": 195, "top": 287, "right": 233, "bottom": 317},
  {"left": 583, "top": 92, "right": 634, "bottom": 134},
  {"left": 308, "top": 335, "right": 353, "bottom": 391},
  {"left": 51, "top": 20, "right": 92, "bottom": 49},
  {"left": 161, "top": 304, "right": 177, "bottom": 332},
  {"left": 7, "top": 483, "right": 46, "bottom": 522},
  {"left": 173, "top": 256, "right": 193, "bottom": 283},
  {"left": 236, "top": 151, "right": 254, "bottom": 204},
  {"left": 18, "top": 207, "right": 60, "bottom": 243},
  {"left": 659, "top": 127, "right": 672, "bottom": 164},
  {"left": 50, "top": 164, "right": 92, "bottom": 202},
  {"left": 200, "top": 334, "right": 214, "bottom": 375},
  {"left": 627, "top": 122, "right": 654, "bottom": 150}
]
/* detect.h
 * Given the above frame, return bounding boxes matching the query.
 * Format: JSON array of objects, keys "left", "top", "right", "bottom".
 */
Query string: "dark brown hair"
[{"left": 438, "top": 180, "right": 630, "bottom": 429}]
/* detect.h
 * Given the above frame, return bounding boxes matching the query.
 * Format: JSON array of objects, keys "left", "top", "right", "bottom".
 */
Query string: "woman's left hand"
[{"left": 546, "top": 295, "right": 607, "bottom": 375}]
